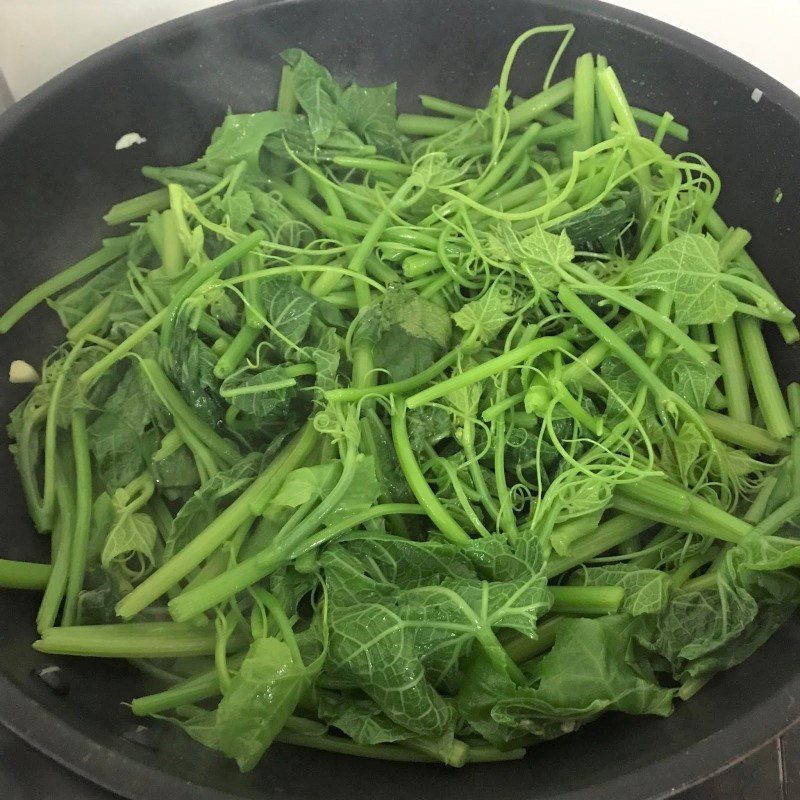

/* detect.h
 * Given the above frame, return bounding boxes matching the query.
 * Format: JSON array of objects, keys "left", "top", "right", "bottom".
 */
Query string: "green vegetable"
[{"left": 2, "top": 25, "right": 797, "bottom": 771}]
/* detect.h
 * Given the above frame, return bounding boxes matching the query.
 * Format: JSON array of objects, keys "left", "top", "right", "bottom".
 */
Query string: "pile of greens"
[{"left": 3, "top": 25, "right": 800, "bottom": 769}]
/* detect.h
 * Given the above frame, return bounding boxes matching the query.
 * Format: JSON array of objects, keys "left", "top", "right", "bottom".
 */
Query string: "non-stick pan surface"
[{"left": 0, "top": 1, "right": 798, "bottom": 798}]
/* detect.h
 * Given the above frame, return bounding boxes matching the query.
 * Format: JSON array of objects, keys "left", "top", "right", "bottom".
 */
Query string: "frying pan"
[{"left": 0, "top": 0, "right": 798, "bottom": 798}]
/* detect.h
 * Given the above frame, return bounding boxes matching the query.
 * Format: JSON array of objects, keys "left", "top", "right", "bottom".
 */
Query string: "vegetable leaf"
[
  {"left": 87, "top": 366, "right": 162, "bottom": 489},
  {"left": 220, "top": 365, "right": 296, "bottom": 419},
  {"left": 179, "top": 636, "right": 313, "bottom": 771},
  {"left": 570, "top": 564, "right": 671, "bottom": 616},
  {"left": 373, "top": 288, "right": 452, "bottom": 381},
  {"left": 338, "top": 83, "right": 403, "bottom": 158},
  {"left": 101, "top": 512, "right": 158, "bottom": 579},
  {"left": 203, "top": 111, "right": 295, "bottom": 171},
  {"left": 260, "top": 278, "right": 318, "bottom": 359},
  {"left": 452, "top": 283, "right": 515, "bottom": 343},
  {"left": 625, "top": 234, "right": 738, "bottom": 325},
  {"left": 271, "top": 461, "right": 341, "bottom": 508},
  {"left": 165, "top": 454, "right": 263, "bottom": 558}
]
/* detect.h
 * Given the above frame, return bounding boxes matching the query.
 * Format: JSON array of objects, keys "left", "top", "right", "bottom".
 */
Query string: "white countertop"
[{"left": 1, "top": 0, "right": 799, "bottom": 101}]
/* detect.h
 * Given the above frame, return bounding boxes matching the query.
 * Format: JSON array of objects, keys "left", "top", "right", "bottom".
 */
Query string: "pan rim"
[{"left": 0, "top": 1, "right": 799, "bottom": 797}]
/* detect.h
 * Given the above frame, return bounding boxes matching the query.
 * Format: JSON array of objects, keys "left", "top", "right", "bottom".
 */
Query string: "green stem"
[
  {"left": 37, "top": 454, "right": 76, "bottom": 631},
  {"left": 159, "top": 230, "right": 264, "bottom": 359},
  {"left": 551, "top": 380, "right": 603, "bottom": 435},
  {"left": 549, "top": 585, "right": 624, "bottom": 615},
  {"left": 738, "top": 316, "right": 794, "bottom": 439},
  {"left": 242, "top": 252, "right": 264, "bottom": 327},
  {"left": 152, "top": 428, "right": 185, "bottom": 462},
  {"left": 213, "top": 324, "right": 261, "bottom": 379},
  {"left": 571, "top": 280, "right": 710, "bottom": 365},
  {"left": 62, "top": 411, "right": 92, "bottom": 626},
  {"left": 276, "top": 730, "right": 523, "bottom": 764},
  {"left": 571, "top": 53, "right": 596, "bottom": 152},
  {"left": 403, "top": 253, "right": 439, "bottom": 278},
  {"left": 470, "top": 123, "right": 542, "bottom": 201},
  {"left": 391, "top": 401, "right": 471, "bottom": 545},
  {"left": 79, "top": 308, "right": 166, "bottom": 387},
  {"left": 546, "top": 514, "right": 654, "bottom": 577},
  {"left": 266, "top": 176, "right": 356, "bottom": 239},
  {"left": 630, "top": 107, "right": 689, "bottom": 141},
  {"left": 482, "top": 391, "right": 525, "bottom": 422},
  {"left": 644, "top": 292, "right": 671, "bottom": 359},
  {"left": 558, "top": 287, "right": 674, "bottom": 410},
  {"left": 139, "top": 359, "right": 240, "bottom": 467},
  {"left": 612, "top": 493, "right": 750, "bottom": 544},
  {"left": 594, "top": 56, "right": 614, "bottom": 140},
  {"left": 396, "top": 114, "right": 460, "bottom": 137},
  {"left": 492, "top": 413, "right": 518, "bottom": 538},
  {"left": 503, "top": 615, "right": 564, "bottom": 663},
  {"left": 276, "top": 65, "right": 297, "bottom": 113},
  {"left": 701, "top": 409, "right": 788, "bottom": 455},
  {"left": 0, "top": 238, "right": 129, "bottom": 333},
  {"left": 0, "top": 559, "right": 51, "bottom": 590},
  {"left": 160, "top": 209, "right": 184, "bottom": 277},
  {"left": 712, "top": 318, "right": 751, "bottom": 424},
  {"left": 507, "top": 78, "right": 575, "bottom": 131},
  {"left": 350, "top": 179, "right": 416, "bottom": 386},
  {"left": 718, "top": 227, "right": 751, "bottom": 265},
  {"left": 483, "top": 154, "right": 531, "bottom": 202},
  {"left": 141, "top": 166, "right": 220, "bottom": 188},
  {"left": 66, "top": 295, "right": 113, "bottom": 342},
  {"left": 406, "top": 336, "right": 569, "bottom": 410},
  {"left": 42, "top": 341, "right": 85, "bottom": 529},
  {"left": 617, "top": 477, "right": 691, "bottom": 514},
  {"left": 103, "top": 188, "right": 170, "bottom": 225},
  {"left": 131, "top": 654, "right": 246, "bottom": 716},
  {"left": 325, "top": 349, "right": 460, "bottom": 403},
  {"left": 744, "top": 476, "right": 777, "bottom": 523},
  {"left": 787, "top": 383, "right": 800, "bottom": 427},
  {"left": 116, "top": 422, "right": 319, "bottom": 620},
  {"left": 596, "top": 65, "right": 651, "bottom": 216},
  {"left": 748, "top": 496, "right": 800, "bottom": 537},
  {"left": 670, "top": 551, "right": 717, "bottom": 587},
  {"left": 707, "top": 208, "right": 800, "bottom": 344},
  {"left": 418, "top": 94, "right": 476, "bottom": 118},
  {"left": 134, "top": 672, "right": 219, "bottom": 715},
  {"left": 33, "top": 622, "right": 241, "bottom": 658},
  {"left": 333, "top": 156, "right": 412, "bottom": 174},
  {"left": 170, "top": 503, "right": 426, "bottom": 622},
  {"left": 560, "top": 314, "right": 640, "bottom": 388},
  {"left": 550, "top": 511, "right": 602, "bottom": 556}
]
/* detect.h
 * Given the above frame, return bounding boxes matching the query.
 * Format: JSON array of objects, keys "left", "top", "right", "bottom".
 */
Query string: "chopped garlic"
[
  {"left": 751, "top": 88, "right": 763, "bottom": 103},
  {"left": 9, "top": 360, "right": 40, "bottom": 384},
  {"left": 115, "top": 132, "right": 147, "bottom": 150}
]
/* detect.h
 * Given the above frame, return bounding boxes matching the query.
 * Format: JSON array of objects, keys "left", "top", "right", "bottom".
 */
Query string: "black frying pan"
[{"left": 0, "top": 1, "right": 798, "bottom": 798}]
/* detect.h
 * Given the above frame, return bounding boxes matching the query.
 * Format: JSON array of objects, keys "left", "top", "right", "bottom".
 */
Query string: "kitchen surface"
[{"left": 0, "top": 1, "right": 799, "bottom": 798}]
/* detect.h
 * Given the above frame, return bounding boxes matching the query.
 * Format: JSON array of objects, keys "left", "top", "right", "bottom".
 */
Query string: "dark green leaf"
[
  {"left": 556, "top": 185, "right": 640, "bottom": 253},
  {"left": 87, "top": 366, "right": 162, "bottom": 489},
  {"left": 220, "top": 365, "right": 296, "bottom": 419},
  {"left": 373, "top": 288, "right": 451, "bottom": 382},
  {"left": 260, "top": 278, "right": 318, "bottom": 359},
  {"left": 171, "top": 307, "right": 228, "bottom": 429}
]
